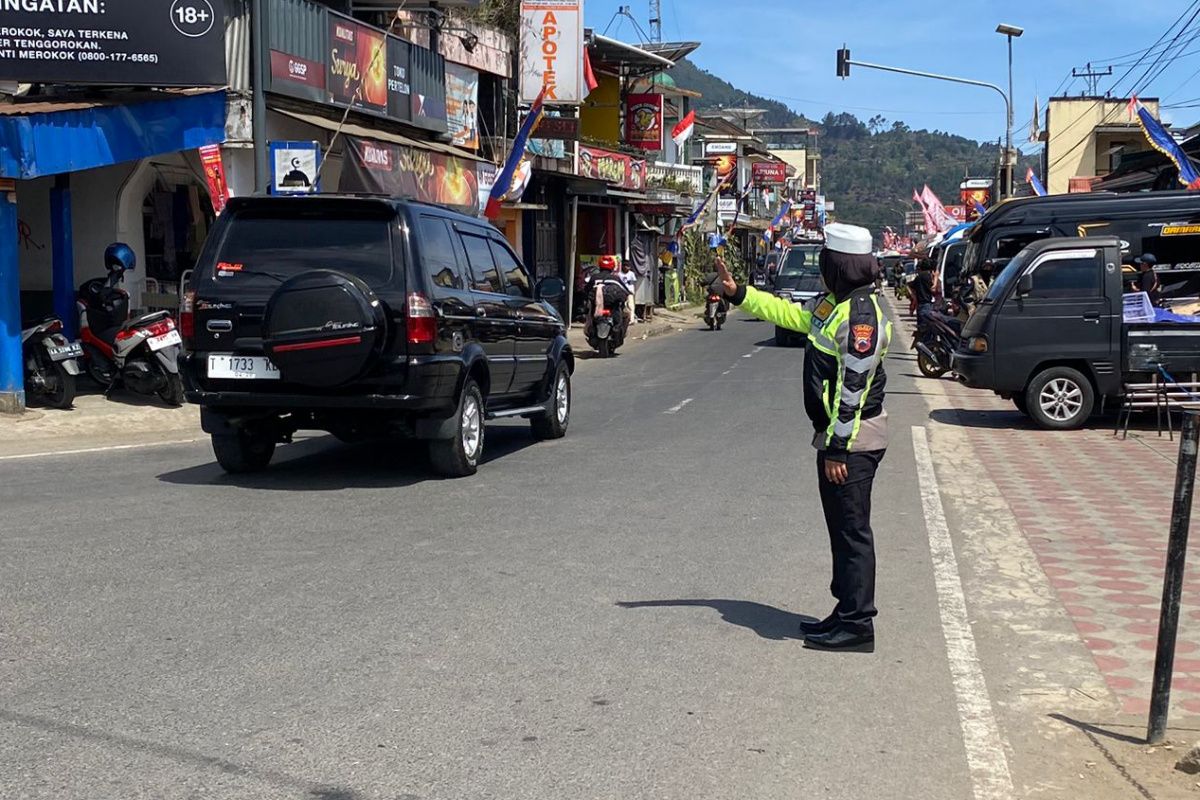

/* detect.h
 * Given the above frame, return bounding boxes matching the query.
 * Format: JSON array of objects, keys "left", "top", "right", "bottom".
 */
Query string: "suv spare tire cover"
[{"left": 262, "top": 270, "right": 387, "bottom": 388}]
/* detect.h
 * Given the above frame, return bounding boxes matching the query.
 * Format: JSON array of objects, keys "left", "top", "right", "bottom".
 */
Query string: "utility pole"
[
  {"left": 1072, "top": 62, "right": 1113, "bottom": 96},
  {"left": 649, "top": 0, "right": 662, "bottom": 42}
]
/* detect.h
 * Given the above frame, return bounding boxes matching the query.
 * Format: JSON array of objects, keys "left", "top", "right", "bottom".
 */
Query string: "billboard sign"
[
  {"left": 519, "top": 0, "right": 583, "bottom": 104},
  {"left": 625, "top": 93, "right": 663, "bottom": 151},
  {"left": 329, "top": 14, "right": 388, "bottom": 114},
  {"left": 446, "top": 63, "right": 480, "bottom": 150},
  {"left": 578, "top": 146, "right": 646, "bottom": 190},
  {"left": 0, "top": 0, "right": 226, "bottom": 86},
  {"left": 704, "top": 141, "right": 737, "bottom": 155},
  {"left": 752, "top": 161, "right": 787, "bottom": 185},
  {"left": 341, "top": 135, "right": 481, "bottom": 215}
]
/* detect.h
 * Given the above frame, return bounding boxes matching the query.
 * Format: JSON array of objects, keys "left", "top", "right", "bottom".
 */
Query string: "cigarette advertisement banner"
[
  {"left": 625, "top": 93, "right": 664, "bottom": 151},
  {"left": 0, "top": 0, "right": 226, "bottom": 86},
  {"left": 341, "top": 135, "right": 482, "bottom": 216},
  {"left": 446, "top": 63, "right": 480, "bottom": 151},
  {"left": 519, "top": 0, "right": 584, "bottom": 104},
  {"left": 578, "top": 146, "right": 646, "bottom": 190},
  {"left": 329, "top": 14, "right": 388, "bottom": 114},
  {"left": 198, "top": 145, "right": 229, "bottom": 214}
]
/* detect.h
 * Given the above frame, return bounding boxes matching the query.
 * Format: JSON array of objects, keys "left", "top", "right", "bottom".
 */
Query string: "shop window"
[
  {"left": 419, "top": 216, "right": 465, "bottom": 290},
  {"left": 489, "top": 238, "right": 531, "bottom": 298},
  {"left": 460, "top": 233, "right": 503, "bottom": 294}
]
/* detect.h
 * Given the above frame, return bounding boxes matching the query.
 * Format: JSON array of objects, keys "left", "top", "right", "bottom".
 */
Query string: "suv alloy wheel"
[
  {"left": 531, "top": 361, "right": 571, "bottom": 440},
  {"left": 429, "top": 378, "right": 485, "bottom": 477}
]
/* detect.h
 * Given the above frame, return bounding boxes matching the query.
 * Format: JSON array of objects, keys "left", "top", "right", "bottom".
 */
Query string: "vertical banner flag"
[
  {"left": 583, "top": 47, "right": 599, "bottom": 95},
  {"left": 486, "top": 88, "right": 546, "bottom": 219},
  {"left": 921, "top": 185, "right": 956, "bottom": 232},
  {"left": 1129, "top": 96, "right": 1200, "bottom": 189},
  {"left": 765, "top": 200, "right": 792, "bottom": 242},
  {"left": 1026, "top": 167, "right": 1047, "bottom": 196},
  {"left": 913, "top": 188, "right": 934, "bottom": 234},
  {"left": 519, "top": 0, "right": 584, "bottom": 104},
  {"left": 625, "top": 93, "right": 664, "bottom": 150},
  {"left": 199, "top": 145, "right": 230, "bottom": 214},
  {"left": 672, "top": 110, "right": 696, "bottom": 149}
]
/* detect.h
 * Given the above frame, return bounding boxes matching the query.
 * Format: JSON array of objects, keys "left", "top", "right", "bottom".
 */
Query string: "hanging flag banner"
[
  {"left": 519, "top": 0, "right": 584, "bottom": 104},
  {"left": 199, "top": 145, "right": 230, "bottom": 214},
  {"left": 625, "top": 93, "right": 664, "bottom": 151},
  {"left": 486, "top": 88, "right": 546, "bottom": 218},
  {"left": 1026, "top": 167, "right": 1047, "bottom": 197},
  {"left": 672, "top": 110, "right": 696, "bottom": 149},
  {"left": 1130, "top": 96, "right": 1200, "bottom": 189}
]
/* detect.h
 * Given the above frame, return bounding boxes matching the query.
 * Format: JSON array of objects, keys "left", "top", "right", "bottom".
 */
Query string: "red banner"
[
  {"left": 625, "top": 93, "right": 663, "bottom": 151},
  {"left": 578, "top": 146, "right": 646, "bottom": 190},
  {"left": 199, "top": 145, "right": 229, "bottom": 215},
  {"left": 752, "top": 161, "right": 787, "bottom": 185}
]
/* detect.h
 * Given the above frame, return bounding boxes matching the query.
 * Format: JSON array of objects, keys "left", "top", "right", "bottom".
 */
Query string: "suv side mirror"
[
  {"left": 536, "top": 277, "right": 565, "bottom": 301},
  {"left": 1017, "top": 273, "right": 1033, "bottom": 297}
]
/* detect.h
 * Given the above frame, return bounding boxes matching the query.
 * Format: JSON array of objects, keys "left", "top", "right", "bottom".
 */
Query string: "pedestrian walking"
[{"left": 714, "top": 222, "right": 891, "bottom": 651}]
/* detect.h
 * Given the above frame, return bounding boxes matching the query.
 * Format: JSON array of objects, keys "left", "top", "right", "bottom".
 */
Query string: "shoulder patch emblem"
[
  {"left": 813, "top": 298, "right": 836, "bottom": 321},
  {"left": 852, "top": 324, "right": 875, "bottom": 353}
]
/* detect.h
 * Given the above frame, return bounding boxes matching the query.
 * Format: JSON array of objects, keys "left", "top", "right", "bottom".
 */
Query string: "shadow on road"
[
  {"left": 0, "top": 708, "right": 357, "bottom": 799},
  {"left": 1049, "top": 714, "right": 1157, "bottom": 800},
  {"left": 616, "top": 599, "right": 814, "bottom": 641},
  {"left": 156, "top": 426, "right": 539, "bottom": 491}
]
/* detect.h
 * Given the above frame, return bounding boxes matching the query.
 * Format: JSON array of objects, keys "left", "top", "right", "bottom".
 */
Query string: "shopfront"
[{"left": 0, "top": 4, "right": 227, "bottom": 411}]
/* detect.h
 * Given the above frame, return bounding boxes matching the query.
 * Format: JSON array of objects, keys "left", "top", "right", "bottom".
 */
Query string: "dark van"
[
  {"left": 963, "top": 190, "right": 1200, "bottom": 300},
  {"left": 181, "top": 195, "right": 573, "bottom": 477}
]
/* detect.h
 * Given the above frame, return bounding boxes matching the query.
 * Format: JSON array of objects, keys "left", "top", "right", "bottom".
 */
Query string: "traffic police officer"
[{"left": 715, "top": 223, "right": 891, "bottom": 651}]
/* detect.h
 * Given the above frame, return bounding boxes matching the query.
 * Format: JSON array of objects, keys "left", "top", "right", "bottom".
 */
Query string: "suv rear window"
[{"left": 210, "top": 210, "right": 395, "bottom": 287}]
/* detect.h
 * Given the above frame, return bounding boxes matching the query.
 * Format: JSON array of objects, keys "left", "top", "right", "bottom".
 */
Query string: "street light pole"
[{"left": 996, "top": 24, "right": 1024, "bottom": 199}]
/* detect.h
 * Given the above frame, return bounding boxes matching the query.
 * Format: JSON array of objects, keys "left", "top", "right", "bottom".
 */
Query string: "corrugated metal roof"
[
  {"left": 272, "top": 106, "right": 485, "bottom": 162},
  {"left": 0, "top": 88, "right": 224, "bottom": 117},
  {"left": 225, "top": 0, "right": 251, "bottom": 93}
]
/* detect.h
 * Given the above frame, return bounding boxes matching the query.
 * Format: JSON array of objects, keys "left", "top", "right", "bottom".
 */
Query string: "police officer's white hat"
[{"left": 824, "top": 223, "right": 873, "bottom": 256}]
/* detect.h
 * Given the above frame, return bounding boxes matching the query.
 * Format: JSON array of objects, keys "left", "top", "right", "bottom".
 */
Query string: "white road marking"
[
  {"left": 911, "top": 426, "right": 1015, "bottom": 800},
  {"left": 663, "top": 398, "right": 693, "bottom": 415},
  {"left": 0, "top": 438, "right": 203, "bottom": 462},
  {"left": 721, "top": 370, "right": 731, "bottom": 376}
]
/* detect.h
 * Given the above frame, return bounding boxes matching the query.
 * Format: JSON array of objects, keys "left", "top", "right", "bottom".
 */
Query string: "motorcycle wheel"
[
  {"left": 716, "top": 318, "right": 724, "bottom": 331},
  {"left": 34, "top": 361, "right": 76, "bottom": 409},
  {"left": 917, "top": 350, "right": 948, "bottom": 378},
  {"left": 598, "top": 338, "right": 611, "bottom": 358},
  {"left": 706, "top": 317, "right": 715, "bottom": 330},
  {"left": 157, "top": 373, "right": 185, "bottom": 406}
]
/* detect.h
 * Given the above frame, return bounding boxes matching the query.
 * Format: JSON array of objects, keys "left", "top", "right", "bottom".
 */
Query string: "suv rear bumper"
[{"left": 185, "top": 388, "right": 439, "bottom": 410}]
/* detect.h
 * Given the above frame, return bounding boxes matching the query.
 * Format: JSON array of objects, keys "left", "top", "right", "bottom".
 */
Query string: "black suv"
[{"left": 182, "top": 195, "right": 573, "bottom": 477}]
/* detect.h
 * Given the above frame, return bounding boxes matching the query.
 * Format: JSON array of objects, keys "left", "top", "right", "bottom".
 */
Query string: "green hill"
[{"left": 668, "top": 59, "right": 1034, "bottom": 233}]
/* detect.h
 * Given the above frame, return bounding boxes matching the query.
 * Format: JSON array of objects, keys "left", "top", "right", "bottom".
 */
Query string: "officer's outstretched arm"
[
  {"left": 726, "top": 285, "right": 813, "bottom": 334},
  {"left": 824, "top": 298, "right": 887, "bottom": 461}
]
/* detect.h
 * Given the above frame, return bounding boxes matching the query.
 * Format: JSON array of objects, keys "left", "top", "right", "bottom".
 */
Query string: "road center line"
[
  {"left": 663, "top": 398, "right": 693, "bottom": 415},
  {"left": 911, "top": 426, "right": 1015, "bottom": 800},
  {"left": 0, "top": 438, "right": 204, "bottom": 462}
]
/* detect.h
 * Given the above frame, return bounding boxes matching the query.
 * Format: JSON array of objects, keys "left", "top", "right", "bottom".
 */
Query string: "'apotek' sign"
[{"left": 0, "top": 0, "right": 226, "bottom": 86}]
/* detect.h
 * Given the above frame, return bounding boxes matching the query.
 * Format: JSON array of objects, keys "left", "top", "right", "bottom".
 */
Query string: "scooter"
[
  {"left": 21, "top": 317, "right": 81, "bottom": 409},
  {"left": 704, "top": 291, "right": 728, "bottom": 330},
  {"left": 584, "top": 275, "right": 630, "bottom": 358},
  {"left": 914, "top": 302, "right": 962, "bottom": 379},
  {"left": 78, "top": 245, "right": 185, "bottom": 405}
]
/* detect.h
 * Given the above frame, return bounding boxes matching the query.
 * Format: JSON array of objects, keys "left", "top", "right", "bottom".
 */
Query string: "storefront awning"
[
  {"left": 0, "top": 90, "right": 226, "bottom": 179},
  {"left": 273, "top": 107, "right": 485, "bottom": 163}
]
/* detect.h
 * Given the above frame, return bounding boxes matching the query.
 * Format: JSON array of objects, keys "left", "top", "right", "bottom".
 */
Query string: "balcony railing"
[{"left": 647, "top": 161, "right": 703, "bottom": 194}]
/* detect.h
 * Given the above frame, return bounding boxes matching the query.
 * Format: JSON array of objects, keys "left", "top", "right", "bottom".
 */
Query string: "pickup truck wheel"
[
  {"left": 212, "top": 430, "right": 275, "bottom": 473},
  {"left": 429, "top": 379, "right": 484, "bottom": 477},
  {"left": 531, "top": 361, "right": 570, "bottom": 440},
  {"left": 1026, "top": 367, "right": 1094, "bottom": 430}
]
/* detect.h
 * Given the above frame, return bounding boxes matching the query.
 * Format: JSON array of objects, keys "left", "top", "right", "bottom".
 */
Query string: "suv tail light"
[
  {"left": 407, "top": 292, "right": 436, "bottom": 345},
  {"left": 180, "top": 289, "right": 195, "bottom": 344}
]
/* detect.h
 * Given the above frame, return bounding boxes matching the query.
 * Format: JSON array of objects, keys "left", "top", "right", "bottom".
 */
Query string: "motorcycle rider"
[
  {"left": 584, "top": 255, "right": 632, "bottom": 336},
  {"left": 714, "top": 223, "right": 891, "bottom": 651}
]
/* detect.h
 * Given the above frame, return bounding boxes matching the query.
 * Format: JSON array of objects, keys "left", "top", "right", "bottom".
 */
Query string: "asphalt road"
[{"left": 1, "top": 311, "right": 977, "bottom": 799}]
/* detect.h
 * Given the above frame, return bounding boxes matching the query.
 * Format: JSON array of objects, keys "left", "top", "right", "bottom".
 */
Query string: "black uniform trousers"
[{"left": 816, "top": 449, "right": 885, "bottom": 634}]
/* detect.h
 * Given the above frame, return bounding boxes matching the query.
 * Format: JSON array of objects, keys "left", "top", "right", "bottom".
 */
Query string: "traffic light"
[{"left": 836, "top": 47, "right": 850, "bottom": 78}]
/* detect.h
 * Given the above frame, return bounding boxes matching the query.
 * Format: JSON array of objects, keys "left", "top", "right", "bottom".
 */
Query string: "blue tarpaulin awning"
[{"left": 0, "top": 90, "right": 226, "bottom": 180}]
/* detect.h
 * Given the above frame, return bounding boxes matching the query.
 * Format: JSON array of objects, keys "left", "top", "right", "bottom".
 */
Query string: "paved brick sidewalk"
[{"left": 893, "top": 299, "right": 1200, "bottom": 717}]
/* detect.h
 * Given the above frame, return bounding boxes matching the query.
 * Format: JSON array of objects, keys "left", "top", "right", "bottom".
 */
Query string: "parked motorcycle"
[
  {"left": 584, "top": 266, "right": 630, "bottom": 358},
  {"left": 704, "top": 291, "right": 728, "bottom": 330},
  {"left": 21, "top": 317, "right": 81, "bottom": 409},
  {"left": 914, "top": 302, "right": 963, "bottom": 378},
  {"left": 78, "top": 243, "right": 185, "bottom": 405}
]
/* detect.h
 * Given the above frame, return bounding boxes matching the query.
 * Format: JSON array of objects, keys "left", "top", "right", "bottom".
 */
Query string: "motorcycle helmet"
[
  {"left": 104, "top": 242, "right": 137, "bottom": 274},
  {"left": 598, "top": 255, "right": 618, "bottom": 271}
]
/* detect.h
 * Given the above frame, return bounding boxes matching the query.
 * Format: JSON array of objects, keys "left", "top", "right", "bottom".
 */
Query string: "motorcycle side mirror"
[
  {"left": 536, "top": 277, "right": 565, "bottom": 302},
  {"left": 1017, "top": 273, "right": 1033, "bottom": 297}
]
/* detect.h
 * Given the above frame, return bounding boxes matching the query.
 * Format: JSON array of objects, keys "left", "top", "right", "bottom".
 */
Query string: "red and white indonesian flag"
[{"left": 672, "top": 110, "right": 696, "bottom": 149}]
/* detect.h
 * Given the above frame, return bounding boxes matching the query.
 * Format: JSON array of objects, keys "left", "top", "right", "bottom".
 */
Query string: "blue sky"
[{"left": 585, "top": 0, "right": 1200, "bottom": 149}]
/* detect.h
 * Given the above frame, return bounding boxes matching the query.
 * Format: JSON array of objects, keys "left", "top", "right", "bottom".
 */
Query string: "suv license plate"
[
  {"left": 208, "top": 355, "right": 280, "bottom": 380},
  {"left": 148, "top": 330, "right": 182, "bottom": 351}
]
